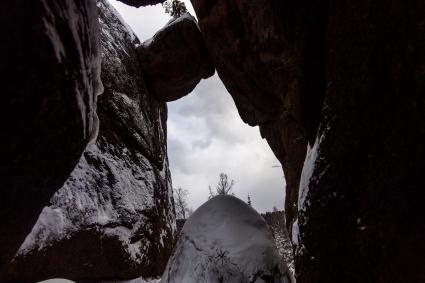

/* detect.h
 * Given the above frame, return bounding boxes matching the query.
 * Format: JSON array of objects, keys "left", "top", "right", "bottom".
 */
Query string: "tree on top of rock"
[
  {"left": 208, "top": 173, "right": 235, "bottom": 199},
  {"left": 163, "top": 0, "right": 187, "bottom": 18}
]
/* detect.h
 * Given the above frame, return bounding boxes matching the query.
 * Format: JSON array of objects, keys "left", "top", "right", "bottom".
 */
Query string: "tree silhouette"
[
  {"left": 208, "top": 173, "right": 235, "bottom": 199},
  {"left": 174, "top": 187, "right": 189, "bottom": 219},
  {"left": 163, "top": 0, "right": 187, "bottom": 18},
  {"left": 247, "top": 194, "right": 252, "bottom": 206}
]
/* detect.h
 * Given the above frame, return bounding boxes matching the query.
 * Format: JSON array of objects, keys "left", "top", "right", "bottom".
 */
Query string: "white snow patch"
[
  {"left": 298, "top": 133, "right": 324, "bottom": 212},
  {"left": 19, "top": 207, "right": 73, "bottom": 253},
  {"left": 17, "top": 143, "right": 156, "bottom": 259}
]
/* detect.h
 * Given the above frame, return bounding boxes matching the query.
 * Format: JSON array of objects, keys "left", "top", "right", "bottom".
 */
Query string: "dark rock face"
[
  {"left": 117, "top": 0, "right": 164, "bottom": 8},
  {"left": 137, "top": 13, "right": 215, "bottom": 102},
  {"left": 0, "top": 0, "right": 101, "bottom": 271},
  {"left": 294, "top": 1, "right": 425, "bottom": 282},
  {"left": 189, "top": 0, "right": 328, "bottom": 231},
  {"left": 260, "top": 117, "right": 307, "bottom": 231},
  {"left": 1, "top": 1, "right": 175, "bottom": 281},
  {"left": 191, "top": 0, "right": 425, "bottom": 282}
]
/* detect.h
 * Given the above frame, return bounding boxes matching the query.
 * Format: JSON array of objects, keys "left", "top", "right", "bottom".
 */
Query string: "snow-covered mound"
[{"left": 161, "top": 195, "right": 292, "bottom": 283}]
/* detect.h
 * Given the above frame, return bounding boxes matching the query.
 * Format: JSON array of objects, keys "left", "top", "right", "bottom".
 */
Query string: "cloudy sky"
[{"left": 109, "top": 0, "right": 286, "bottom": 213}]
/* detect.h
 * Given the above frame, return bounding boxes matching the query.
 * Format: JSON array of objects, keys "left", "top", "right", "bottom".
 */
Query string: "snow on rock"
[
  {"left": 261, "top": 211, "right": 295, "bottom": 276},
  {"left": 161, "top": 195, "right": 292, "bottom": 283},
  {"left": 298, "top": 133, "right": 324, "bottom": 213},
  {"left": 0, "top": 0, "right": 101, "bottom": 272},
  {"left": 293, "top": 129, "right": 328, "bottom": 261},
  {"left": 3, "top": 0, "right": 175, "bottom": 281}
]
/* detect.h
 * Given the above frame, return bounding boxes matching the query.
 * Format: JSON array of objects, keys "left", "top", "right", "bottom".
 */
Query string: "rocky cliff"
[
  {"left": 189, "top": 0, "right": 325, "bottom": 231},
  {"left": 2, "top": 0, "right": 424, "bottom": 281},
  {"left": 190, "top": 0, "right": 425, "bottom": 282},
  {"left": 2, "top": 1, "right": 175, "bottom": 281},
  {"left": 0, "top": 0, "right": 102, "bottom": 272},
  {"left": 293, "top": 1, "right": 425, "bottom": 282}
]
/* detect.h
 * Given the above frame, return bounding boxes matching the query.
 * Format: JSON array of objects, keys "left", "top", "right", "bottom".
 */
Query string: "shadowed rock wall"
[
  {"left": 190, "top": 0, "right": 425, "bottom": 282},
  {"left": 1, "top": 1, "right": 175, "bottom": 281},
  {"left": 0, "top": 0, "right": 101, "bottom": 272},
  {"left": 294, "top": 1, "right": 425, "bottom": 282},
  {"left": 190, "top": 0, "right": 328, "bottom": 234}
]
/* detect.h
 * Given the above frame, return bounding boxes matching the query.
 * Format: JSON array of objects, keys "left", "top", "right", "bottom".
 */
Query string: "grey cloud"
[
  {"left": 192, "top": 139, "right": 211, "bottom": 149},
  {"left": 168, "top": 75, "right": 252, "bottom": 145},
  {"left": 110, "top": 1, "right": 286, "bottom": 213}
]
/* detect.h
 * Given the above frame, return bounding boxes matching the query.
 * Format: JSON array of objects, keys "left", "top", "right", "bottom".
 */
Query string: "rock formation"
[
  {"left": 189, "top": 0, "right": 327, "bottom": 231},
  {"left": 293, "top": 1, "right": 425, "bottom": 282},
  {"left": 137, "top": 13, "right": 215, "bottom": 102},
  {"left": 190, "top": 0, "right": 425, "bottom": 282},
  {"left": 1, "top": 1, "right": 175, "bottom": 281},
  {"left": 0, "top": 0, "right": 102, "bottom": 271},
  {"left": 117, "top": 0, "right": 164, "bottom": 8},
  {"left": 162, "top": 195, "right": 292, "bottom": 283},
  {"left": 174, "top": 211, "right": 295, "bottom": 274},
  {"left": 2, "top": 0, "right": 424, "bottom": 281}
]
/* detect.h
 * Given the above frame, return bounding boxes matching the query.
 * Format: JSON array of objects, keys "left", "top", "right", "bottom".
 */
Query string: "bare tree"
[
  {"left": 208, "top": 173, "right": 235, "bottom": 199},
  {"left": 163, "top": 0, "right": 187, "bottom": 18},
  {"left": 174, "top": 187, "right": 189, "bottom": 219}
]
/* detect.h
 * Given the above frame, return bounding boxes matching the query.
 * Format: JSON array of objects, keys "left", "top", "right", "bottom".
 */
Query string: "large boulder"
[
  {"left": 137, "top": 13, "right": 215, "bottom": 102},
  {"left": 0, "top": 0, "right": 101, "bottom": 271},
  {"left": 117, "top": 0, "right": 164, "bottom": 8},
  {"left": 1, "top": 1, "right": 175, "bottom": 281},
  {"left": 162, "top": 195, "right": 292, "bottom": 283},
  {"left": 190, "top": 0, "right": 425, "bottom": 282},
  {"left": 293, "top": 1, "right": 425, "bottom": 282}
]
